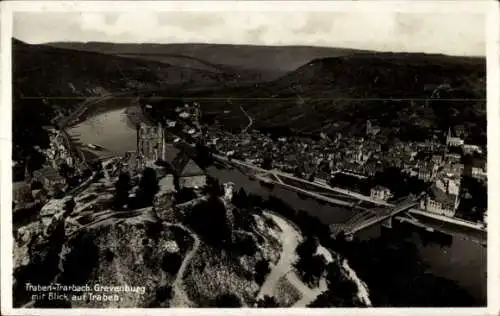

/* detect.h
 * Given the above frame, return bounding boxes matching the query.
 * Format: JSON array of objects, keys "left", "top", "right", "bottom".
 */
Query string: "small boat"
[{"left": 426, "top": 227, "right": 435, "bottom": 232}]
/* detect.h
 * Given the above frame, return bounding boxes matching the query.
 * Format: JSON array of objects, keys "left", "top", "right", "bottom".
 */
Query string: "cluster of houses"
[
  {"left": 44, "top": 128, "right": 74, "bottom": 170},
  {"left": 208, "top": 117, "right": 486, "bottom": 221}
]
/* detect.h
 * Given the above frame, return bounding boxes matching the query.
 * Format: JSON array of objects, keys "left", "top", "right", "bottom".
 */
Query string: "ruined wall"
[{"left": 137, "top": 123, "right": 166, "bottom": 164}]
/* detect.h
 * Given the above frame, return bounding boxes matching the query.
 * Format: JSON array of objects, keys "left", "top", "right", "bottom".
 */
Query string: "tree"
[
  {"left": 58, "top": 162, "right": 75, "bottom": 179},
  {"left": 114, "top": 172, "right": 131, "bottom": 211},
  {"left": 295, "top": 237, "right": 326, "bottom": 285},
  {"left": 25, "top": 150, "right": 46, "bottom": 175},
  {"left": 256, "top": 295, "right": 279, "bottom": 307},
  {"left": 175, "top": 187, "right": 197, "bottom": 204},
  {"left": 161, "top": 252, "right": 183, "bottom": 275},
  {"left": 231, "top": 188, "right": 248, "bottom": 208},
  {"left": 195, "top": 143, "right": 213, "bottom": 168},
  {"left": 31, "top": 180, "right": 44, "bottom": 191},
  {"left": 204, "top": 176, "right": 224, "bottom": 197},
  {"left": 255, "top": 259, "right": 271, "bottom": 285},
  {"left": 308, "top": 262, "right": 360, "bottom": 307},
  {"left": 296, "top": 237, "right": 318, "bottom": 259},
  {"left": 261, "top": 154, "right": 273, "bottom": 170},
  {"left": 231, "top": 233, "right": 257, "bottom": 256},
  {"left": 12, "top": 94, "right": 52, "bottom": 167},
  {"left": 63, "top": 197, "right": 76, "bottom": 216},
  {"left": 136, "top": 168, "right": 159, "bottom": 208},
  {"left": 185, "top": 196, "right": 231, "bottom": 246},
  {"left": 211, "top": 293, "right": 242, "bottom": 307}
]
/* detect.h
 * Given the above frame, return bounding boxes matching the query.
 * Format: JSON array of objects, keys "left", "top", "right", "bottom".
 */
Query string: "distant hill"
[
  {"left": 11, "top": 38, "right": 250, "bottom": 166},
  {"left": 12, "top": 39, "right": 248, "bottom": 101},
  {"left": 13, "top": 38, "right": 487, "bottom": 145},
  {"left": 177, "top": 52, "right": 486, "bottom": 142},
  {"left": 46, "top": 42, "right": 372, "bottom": 81}
]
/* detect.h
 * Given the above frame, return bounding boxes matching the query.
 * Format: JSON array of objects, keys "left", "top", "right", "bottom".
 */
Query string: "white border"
[{"left": 1, "top": 1, "right": 498, "bottom": 316}]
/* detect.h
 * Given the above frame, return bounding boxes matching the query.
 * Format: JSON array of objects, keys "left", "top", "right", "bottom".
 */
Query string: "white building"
[
  {"left": 446, "top": 128, "right": 464, "bottom": 147},
  {"left": 472, "top": 167, "right": 487, "bottom": 180},
  {"left": 462, "top": 144, "right": 482, "bottom": 155},
  {"left": 370, "top": 186, "right": 393, "bottom": 201},
  {"left": 420, "top": 182, "right": 460, "bottom": 217}
]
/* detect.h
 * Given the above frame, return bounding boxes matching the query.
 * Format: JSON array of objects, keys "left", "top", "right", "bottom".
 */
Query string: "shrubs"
[
  {"left": 161, "top": 252, "right": 183, "bottom": 276},
  {"left": 174, "top": 188, "right": 197, "bottom": 204},
  {"left": 256, "top": 295, "right": 279, "bottom": 307},
  {"left": 114, "top": 172, "right": 131, "bottom": 211},
  {"left": 295, "top": 237, "right": 327, "bottom": 286},
  {"left": 210, "top": 293, "right": 242, "bottom": 307},
  {"left": 153, "top": 285, "right": 172, "bottom": 305},
  {"left": 136, "top": 168, "right": 159, "bottom": 208},
  {"left": 232, "top": 207, "right": 256, "bottom": 232},
  {"left": 308, "top": 262, "right": 361, "bottom": 307},
  {"left": 204, "top": 176, "right": 224, "bottom": 197},
  {"left": 254, "top": 259, "right": 271, "bottom": 285},
  {"left": 231, "top": 233, "right": 258, "bottom": 256},
  {"left": 184, "top": 196, "right": 231, "bottom": 247},
  {"left": 231, "top": 188, "right": 249, "bottom": 208}
]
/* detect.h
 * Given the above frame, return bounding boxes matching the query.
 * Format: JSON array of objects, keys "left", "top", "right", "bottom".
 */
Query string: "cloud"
[{"left": 13, "top": 11, "right": 485, "bottom": 56}]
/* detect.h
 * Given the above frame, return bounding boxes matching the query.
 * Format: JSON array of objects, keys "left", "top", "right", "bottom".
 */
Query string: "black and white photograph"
[{"left": 2, "top": 0, "right": 498, "bottom": 313}]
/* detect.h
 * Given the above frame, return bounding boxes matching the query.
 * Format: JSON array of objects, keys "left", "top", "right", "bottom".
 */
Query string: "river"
[{"left": 67, "top": 103, "right": 487, "bottom": 306}]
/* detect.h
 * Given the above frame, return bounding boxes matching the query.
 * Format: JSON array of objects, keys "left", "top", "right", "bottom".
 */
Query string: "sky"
[{"left": 13, "top": 11, "right": 485, "bottom": 56}]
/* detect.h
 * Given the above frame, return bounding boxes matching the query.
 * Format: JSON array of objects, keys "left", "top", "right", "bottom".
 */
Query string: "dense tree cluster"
[
  {"left": 256, "top": 295, "right": 279, "bottom": 307},
  {"left": 113, "top": 172, "right": 131, "bottom": 211},
  {"left": 371, "top": 167, "right": 428, "bottom": 199},
  {"left": 12, "top": 94, "right": 53, "bottom": 175},
  {"left": 294, "top": 237, "right": 327, "bottom": 286},
  {"left": 308, "top": 262, "right": 361, "bottom": 307},
  {"left": 209, "top": 293, "right": 242, "bottom": 307},
  {"left": 254, "top": 259, "right": 271, "bottom": 285},
  {"left": 174, "top": 187, "right": 197, "bottom": 204},
  {"left": 136, "top": 167, "right": 160, "bottom": 208},
  {"left": 161, "top": 252, "right": 183, "bottom": 276},
  {"left": 203, "top": 176, "right": 224, "bottom": 197},
  {"left": 184, "top": 195, "right": 231, "bottom": 247},
  {"left": 457, "top": 175, "right": 487, "bottom": 222}
]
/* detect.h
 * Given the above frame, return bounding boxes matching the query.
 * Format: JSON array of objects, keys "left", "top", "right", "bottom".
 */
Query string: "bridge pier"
[{"left": 382, "top": 217, "right": 393, "bottom": 229}]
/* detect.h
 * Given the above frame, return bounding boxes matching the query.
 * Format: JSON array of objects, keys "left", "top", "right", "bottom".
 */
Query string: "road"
[
  {"left": 254, "top": 174, "right": 354, "bottom": 207},
  {"left": 165, "top": 223, "right": 200, "bottom": 308},
  {"left": 214, "top": 154, "right": 391, "bottom": 206},
  {"left": 256, "top": 213, "right": 301, "bottom": 300},
  {"left": 213, "top": 154, "right": 486, "bottom": 234},
  {"left": 240, "top": 105, "right": 253, "bottom": 133},
  {"left": 57, "top": 94, "right": 114, "bottom": 128},
  {"left": 256, "top": 212, "right": 328, "bottom": 307}
]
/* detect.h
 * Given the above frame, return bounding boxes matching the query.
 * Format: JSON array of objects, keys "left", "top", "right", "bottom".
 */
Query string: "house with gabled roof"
[{"left": 156, "top": 142, "right": 207, "bottom": 191}]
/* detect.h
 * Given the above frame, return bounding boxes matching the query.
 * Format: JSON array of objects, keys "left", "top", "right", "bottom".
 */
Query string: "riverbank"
[
  {"left": 66, "top": 105, "right": 143, "bottom": 156},
  {"left": 64, "top": 102, "right": 487, "bottom": 307}
]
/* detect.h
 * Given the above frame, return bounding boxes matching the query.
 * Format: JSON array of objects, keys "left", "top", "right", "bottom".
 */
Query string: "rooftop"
[{"left": 33, "top": 166, "right": 64, "bottom": 182}]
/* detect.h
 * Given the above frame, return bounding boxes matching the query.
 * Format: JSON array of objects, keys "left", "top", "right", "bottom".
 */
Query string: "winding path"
[
  {"left": 256, "top": 213, "right": 302, "bottom": 300},
  {"left": 256, "top": 212, "right": 330, "bottom": 307},
  {"left": 240, "top": 105, "right": 253, "bottom": 133},
  {"left": 164, "top": 223, "right": 200, "bottom": 307}
]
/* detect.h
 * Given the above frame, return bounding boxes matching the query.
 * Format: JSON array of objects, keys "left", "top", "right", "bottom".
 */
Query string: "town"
[
  {"left": 12, "top": 97, "right": 488, "bottom": 240},
  {"left": 206, "top": 114, "right": 487, "bottom": 227}
]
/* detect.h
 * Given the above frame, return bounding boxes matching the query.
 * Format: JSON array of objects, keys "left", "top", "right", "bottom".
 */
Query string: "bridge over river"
[{"left": 213, "top": 154, "right": 485, "bottom": 242}]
